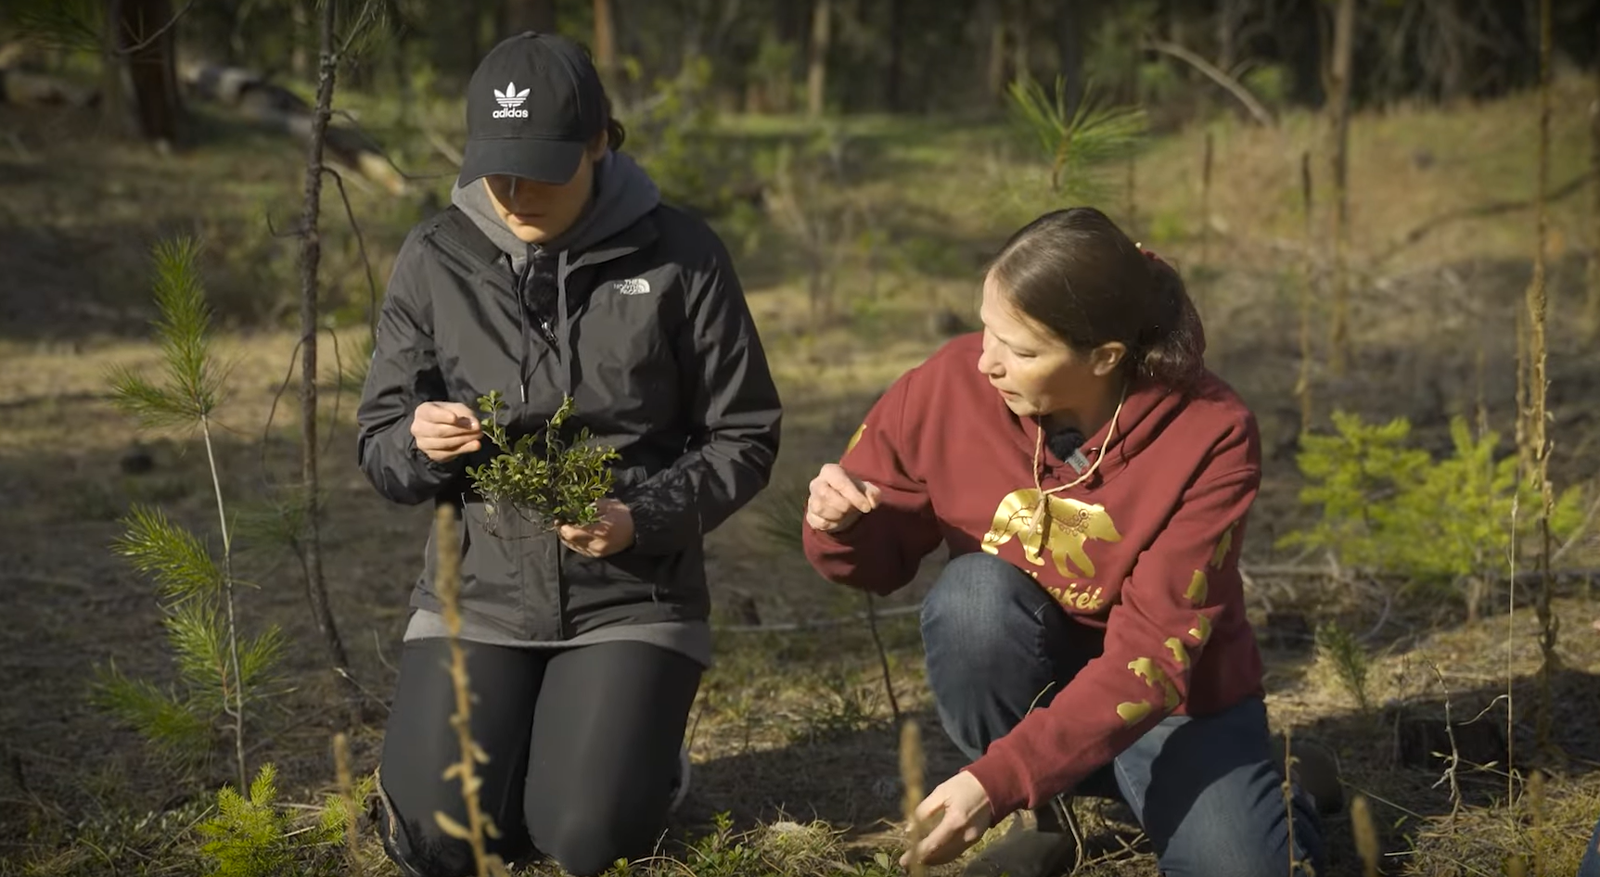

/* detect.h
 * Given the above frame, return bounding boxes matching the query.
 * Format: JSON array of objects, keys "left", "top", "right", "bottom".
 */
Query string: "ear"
[
  {"left": 586, "top": 129, "right": 610, "bottom": 160},
  {"left": 1090, "top": 342, "right": 1126, "bottom": 377}
]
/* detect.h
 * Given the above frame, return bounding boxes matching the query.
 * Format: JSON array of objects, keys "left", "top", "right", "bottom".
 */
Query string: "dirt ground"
[{"left": 3, "top": 78, "right": 1600, "bottom": 876}]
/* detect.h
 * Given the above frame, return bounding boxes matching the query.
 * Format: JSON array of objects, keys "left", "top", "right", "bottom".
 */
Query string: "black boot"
[{"left": 960, "top": 796, "right": 1080, "bottom": 877}]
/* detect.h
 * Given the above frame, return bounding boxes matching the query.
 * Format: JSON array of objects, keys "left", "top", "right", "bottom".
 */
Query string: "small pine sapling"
[
  {"left": 96, "top": 237, "right": 284, "bottom": 791},
  {"left": 467, "top": 392, "right": 621, "bottom": 530}
]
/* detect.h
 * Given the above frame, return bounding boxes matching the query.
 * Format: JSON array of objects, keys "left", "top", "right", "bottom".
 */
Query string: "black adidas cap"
[{"left": 457, "top": 32, "right": 608, "bottom": 188}]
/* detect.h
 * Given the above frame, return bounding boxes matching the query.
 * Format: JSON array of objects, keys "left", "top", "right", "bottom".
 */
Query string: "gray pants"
[{"left": 375, "top": 638, "right": 702, "bottom": 877}]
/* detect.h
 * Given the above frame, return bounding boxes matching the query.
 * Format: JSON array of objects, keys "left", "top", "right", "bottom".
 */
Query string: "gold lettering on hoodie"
[
  {"left": 1043, "top": 584, "right": 1107, "bottom": 614},
  {"left": 1185, "top": 570, "right": 1208, "bottom": 606},
  {"left": 843, "top": 423, "right": 867, "bottom": 457},
  {"left": 1116, "top": 701, "right": 1153, "bottom": 726},
  {"left": 1210, "top": 523, "right": 1236, "bottom": 569},
  {"left": 983, "top": 491, "right": 1122, "bottom": 579},
  {"left": 1127, "top": 657, "right": 1181, "bottom": 710},
  {"left": 1164, "top": 637, "right": 1188, "bottom": 668}
]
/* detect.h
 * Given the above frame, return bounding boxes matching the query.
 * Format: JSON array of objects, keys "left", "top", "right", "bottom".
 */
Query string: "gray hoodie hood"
[{"left": 450, "top": 150, "right": 661, "bottom": 273}]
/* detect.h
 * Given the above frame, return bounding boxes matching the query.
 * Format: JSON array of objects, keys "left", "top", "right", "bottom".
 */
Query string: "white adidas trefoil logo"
[
  {"left": 615, "top": 278, "right": 651, "bottom": 296},
  {"left": 492, "top": 81, "right": 530, "bottom": 119}
]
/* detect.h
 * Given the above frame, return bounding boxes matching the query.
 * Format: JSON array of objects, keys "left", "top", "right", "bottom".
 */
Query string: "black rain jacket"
[{"left": 355, "top": 197, "right": 782, "bottom": 641}]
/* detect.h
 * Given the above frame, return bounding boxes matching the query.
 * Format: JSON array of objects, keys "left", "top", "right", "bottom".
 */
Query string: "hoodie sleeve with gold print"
[{"left": 801, "top": 334, "right": 1266, "bottom": 822}]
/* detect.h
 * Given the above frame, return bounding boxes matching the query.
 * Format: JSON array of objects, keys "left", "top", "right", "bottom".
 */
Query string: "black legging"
[{"left": 375, "top": 638, "right": 703, "bottom": 877}]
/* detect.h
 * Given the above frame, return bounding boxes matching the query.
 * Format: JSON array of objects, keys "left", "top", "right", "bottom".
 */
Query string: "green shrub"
[
  {"left": 1282, "top": 411, "right": 1584, "bottom": 611},
  {"left": 196, "top": 763, "right": 350, "bottom": 877},
  {"left": 467, "top": 392, "right": 621, "bottom": 529}
]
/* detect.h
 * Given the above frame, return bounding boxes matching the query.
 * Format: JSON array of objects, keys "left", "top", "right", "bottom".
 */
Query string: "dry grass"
[{"left": 2, "top": 73, "right": 1599, "bottom": 877}]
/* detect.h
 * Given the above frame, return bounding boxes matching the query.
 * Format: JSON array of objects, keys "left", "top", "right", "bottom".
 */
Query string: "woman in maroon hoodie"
[{"left": 802, "top": 207, "right": 1328, "bottom": 877}]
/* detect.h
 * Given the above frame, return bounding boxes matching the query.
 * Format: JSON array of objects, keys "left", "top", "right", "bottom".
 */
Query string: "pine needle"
[{"left": 1006, "top": 75, "right": 1147, "bottom": 204}]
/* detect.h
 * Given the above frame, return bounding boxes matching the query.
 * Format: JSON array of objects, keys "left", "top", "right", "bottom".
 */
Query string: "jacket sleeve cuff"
[
  {"left": 622, "top": 468, "right": 699, "bottom": 555},
  {"left": 964, "top": 750, "right": 1031, "bottom": 822},
  {"left": 408, "top": 434, "right": 467, "bottom": 480}
]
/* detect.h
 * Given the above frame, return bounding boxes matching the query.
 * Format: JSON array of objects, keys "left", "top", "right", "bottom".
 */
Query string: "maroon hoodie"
[{"left": 802, "top": 333, "right": 1266, "bottom": 820}]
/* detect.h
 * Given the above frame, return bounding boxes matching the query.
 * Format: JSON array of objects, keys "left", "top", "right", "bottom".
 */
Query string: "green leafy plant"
[
  {"left": 96, "top": 238, "right": 284, "bottom": 791},
  {"left": 1281, "top": 411, "right": 1584, "bottom": 615},
  {"left": 466, "top": 392, "right": 621, "bottom": 529},
  {"left": 196, "top": 762, "right": 347, "bottom": 877}
]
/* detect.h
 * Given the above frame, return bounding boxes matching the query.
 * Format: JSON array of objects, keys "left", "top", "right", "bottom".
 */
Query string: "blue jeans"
[
  {"left": 921, "top": 553, "right": 1325, "bottom": 877},
  {"left": 1580, "top": 815, "right": 1600, "bottom": 877}
]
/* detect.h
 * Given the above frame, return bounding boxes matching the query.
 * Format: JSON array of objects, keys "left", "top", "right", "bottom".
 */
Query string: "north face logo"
[
  {"left": 492, "top": 82, "right": 530, "bottom": 119},
  {"left": 615, "top": 278, "right": 651, "bottom": 296}
]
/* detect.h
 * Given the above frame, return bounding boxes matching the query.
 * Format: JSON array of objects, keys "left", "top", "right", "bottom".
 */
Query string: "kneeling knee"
[
  {"left": 540, "top": 821, "right": 652, "bottom": 877},
  {"left": 377, "top": 775, "right": 521, "bottom": 877}
]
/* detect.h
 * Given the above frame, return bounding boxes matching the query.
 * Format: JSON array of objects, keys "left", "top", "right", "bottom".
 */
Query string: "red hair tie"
[{"left": 1135, "top": 241, "right": 1164, "bottom": 265}]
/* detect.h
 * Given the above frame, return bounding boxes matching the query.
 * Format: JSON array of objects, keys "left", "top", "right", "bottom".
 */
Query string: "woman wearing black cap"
[{"left": 355, "top": 32, "right": 782, "bottom": 877}]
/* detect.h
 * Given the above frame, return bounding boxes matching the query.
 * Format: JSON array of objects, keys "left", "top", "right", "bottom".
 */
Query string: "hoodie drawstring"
[
  {"left": 556, "top": 251, "right": 576, "bottom": 400},
  {"left": 516, "top": 251, "right": 531, "bottom": 404}
]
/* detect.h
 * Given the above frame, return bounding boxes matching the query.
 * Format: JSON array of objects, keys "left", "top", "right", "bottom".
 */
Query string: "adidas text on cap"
[{"left": 457, "top": 32, "right": 608, "bottom": 188}]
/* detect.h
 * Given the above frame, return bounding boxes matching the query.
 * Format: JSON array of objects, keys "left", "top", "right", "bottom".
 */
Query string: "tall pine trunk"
[
  {"left": 1009, "top": 0, "right": 1030, "bottom": 86},
  {"left": 1585, "top": 14, "right": 1600, "bottom": 341},
  {"left": 298, "top": 0, "right": 354, "bottom": 715},
  {"left": 983, "top": 0, "right": 1006, "bottom": 107},
  {"left": 1056, "top": 0, "right": 1083, "bottom": 119},
  {"left": 592, "top": 0, "right": 617, "bottom": 85},
  {"left": 1326, "top": 0, "right": 1355, "bottom": 375},
  {"left": 885, "top": 0, "right": 904, "bottom": 112},
  {"left": 112, "top": 0, "right": 183, "bottom": 143},
  {"left": 807, "top": 0, "right": 832, "bottom": 119}
]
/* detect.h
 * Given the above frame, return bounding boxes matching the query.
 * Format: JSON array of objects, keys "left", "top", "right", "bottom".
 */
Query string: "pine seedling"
[
  {"left": 467, "top": 392, "right": 621, "bottom": 530},
  {"left": 1006, "top": 75, "right": 1148, "bottom": 204},
  {"left": 1315, "top": 619, "right": 1371, "bottom": 713},
  {"left": 95, "top": 237, "right": 283, "bottom": 792},
  {"left": 197, "top": 762, "right": 347, "bottom": 877}
]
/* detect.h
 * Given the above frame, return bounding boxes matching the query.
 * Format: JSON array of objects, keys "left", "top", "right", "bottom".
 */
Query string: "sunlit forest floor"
[{"left": 2, "top": 73, "right": 1599, "bottom": 876}]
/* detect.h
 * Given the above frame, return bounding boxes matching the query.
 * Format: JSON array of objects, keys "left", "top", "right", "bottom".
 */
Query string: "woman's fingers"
[
  {"left": 810, "top": 482, "right": 861, "bottom": 524},
  {"left": 821, "top": 466, "right": 876, "bottom": 513},
  {"left": 908, "top": 807, "right": 971, "bottom": 867},
  {"left": 413, "top": 402, "right": 481, "bottom": 438}
]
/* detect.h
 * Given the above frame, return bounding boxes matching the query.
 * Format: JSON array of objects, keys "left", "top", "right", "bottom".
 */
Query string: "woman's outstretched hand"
[
  {"left": 900, "top": 771, "right": 995, "bottom": 868},
  {"left": 805, "top": 463, "right": 881, "bottom": 534}
]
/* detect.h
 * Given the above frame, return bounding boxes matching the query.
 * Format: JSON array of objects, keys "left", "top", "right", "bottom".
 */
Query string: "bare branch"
[
  {"left": 115, "top": 0, "right": 198, "bottom": 56},
  {"left": 322, "top": 167, "right": 380, "bottom": 341},
  {"left": 1144, "top": 38, "right": 1276, "bottom": 127},
  {"left": 1374, "top": 174, "right": 1588, "bottom": 265}
]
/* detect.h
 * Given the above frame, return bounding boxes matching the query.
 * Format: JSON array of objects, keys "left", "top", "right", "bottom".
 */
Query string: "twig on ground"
[
  {"left": 1426, "top": 661, "right": 1465, "bottom": 818},
  {"left": 333, "top": 732, "right": 362, "bottom": 869},
  {"left": 864, "top": 594, "right": 902, "bottom": 725},
  {"left": 900, "top": 720, "right": 927, "bottom": 877}
]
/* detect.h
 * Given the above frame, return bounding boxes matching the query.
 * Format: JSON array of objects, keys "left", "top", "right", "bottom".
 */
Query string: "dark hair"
[
  {"left": 988, "top": 207, "right": 1205, "bottom": 392},
  {"left": 576, "top": 41, "right": 628, "bottom": 151}
]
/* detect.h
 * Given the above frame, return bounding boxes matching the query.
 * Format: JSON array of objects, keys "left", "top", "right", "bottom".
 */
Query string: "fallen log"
[
  {"left": 0, "top": 55, "right": 406, "bottom": 194},
  {"left": 0, "top": 68, "right": 99, "bottom": 108},
  {"left": 180, "top": 61, "right": 407, "bottom": 195}
]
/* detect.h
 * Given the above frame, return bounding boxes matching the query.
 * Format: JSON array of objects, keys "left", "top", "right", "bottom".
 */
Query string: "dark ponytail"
[
  {"left": 1137, "top": 254, "right": 1205, "bottom": 390},
  {"left": 989, "top": 207, "right": 1206, "bottom": 393},
  {"left": 576, "top": 40, "right": 628, "bottom": 151}
]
